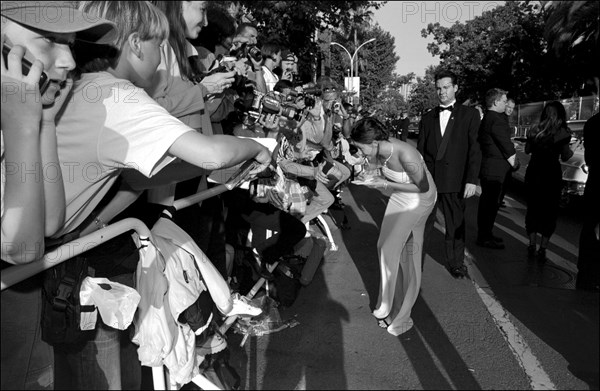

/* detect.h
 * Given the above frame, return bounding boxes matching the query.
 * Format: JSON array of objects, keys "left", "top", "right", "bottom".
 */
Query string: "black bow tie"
[{"left": 439, "top": 105, "right": 454, "bottom": 112}]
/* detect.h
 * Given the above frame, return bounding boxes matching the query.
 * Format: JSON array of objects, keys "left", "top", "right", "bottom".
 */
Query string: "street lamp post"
[{"left": 330, "top": 38, "right": 376, "bottom": 101}]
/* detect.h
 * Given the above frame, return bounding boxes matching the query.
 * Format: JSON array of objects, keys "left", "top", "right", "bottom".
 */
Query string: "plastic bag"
[{"left": 79, "top": 277, "right": 141, "bottom": 330}]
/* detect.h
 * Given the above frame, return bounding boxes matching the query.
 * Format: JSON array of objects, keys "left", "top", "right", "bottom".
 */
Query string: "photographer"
[
  {"left": 308, "top": 78, "right": 352, "bottom": 190},
  {"left": 277, "top": 49, "right": 298, "bottom": 83},
  {"left": 275, "top": 98, "right": 336, "bottom": 223},
  {"left": 261, "top": 41, "right": 282, "bottom": 92},
  {"left": 231, "top": 23, "right": 267, "bottom": 93}
]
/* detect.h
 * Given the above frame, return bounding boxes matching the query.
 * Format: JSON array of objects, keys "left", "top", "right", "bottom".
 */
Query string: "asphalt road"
[{"left": 224, "top": 159, "right": 598, "bottom": 390}]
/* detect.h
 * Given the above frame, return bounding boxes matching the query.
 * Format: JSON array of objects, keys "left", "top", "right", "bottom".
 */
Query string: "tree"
[
  {"left": 408, "top": 65, "right": 439, "bottom": 116},
  {"left": 542, "top": 1, "right": 599, "bottom": 96},
  {"left": 421, "top": 1, "right": 583, "bottom": 103},
  {"left": 239, "top": 1, "right": 383, "bottom": 82},
  {"left": 327, "top": 25, "right": 398, "bottom": 108}
]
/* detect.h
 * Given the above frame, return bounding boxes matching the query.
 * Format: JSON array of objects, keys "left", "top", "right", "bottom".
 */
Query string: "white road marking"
[
  {"left": 471, "top": 278, "right": 556, "bottom": 390},
  {"left": 434, "top": 205, "right": 557, "bottom": 389}
]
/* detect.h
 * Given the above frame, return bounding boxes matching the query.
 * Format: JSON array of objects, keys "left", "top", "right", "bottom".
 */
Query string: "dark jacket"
[
  {"left": 478, "top": 111, "right": 516, "bottom": 181},
  {"left": 417, "top": 104, "right": 481, "bottom": 193}
]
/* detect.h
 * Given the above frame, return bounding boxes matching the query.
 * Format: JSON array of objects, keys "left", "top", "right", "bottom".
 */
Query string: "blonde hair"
[{"left": 77, "top": 1, "right": 169, "bottom": 72}]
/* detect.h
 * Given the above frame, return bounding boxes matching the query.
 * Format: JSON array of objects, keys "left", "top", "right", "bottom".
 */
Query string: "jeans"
[
  {"left": 302, "top": 181, "right": 335, "bottom": 224},
  {"left": 1, "top": 275, "right": 54, "bottom": 390},
  {"left": 53, "top": 273, "right": 141, "bottom": 390}
]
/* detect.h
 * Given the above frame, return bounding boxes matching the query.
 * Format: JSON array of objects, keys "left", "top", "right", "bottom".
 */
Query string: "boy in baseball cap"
[{"left": 1, "top": 2, "right": 116, "bottom": 389}]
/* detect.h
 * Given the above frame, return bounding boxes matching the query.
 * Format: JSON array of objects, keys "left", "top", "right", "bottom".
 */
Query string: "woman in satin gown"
[{"left": 350, "top": 118, "right": 437, "bottom": 336}]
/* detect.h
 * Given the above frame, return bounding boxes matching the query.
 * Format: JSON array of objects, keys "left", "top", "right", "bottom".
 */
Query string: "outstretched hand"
[
  {"left": 352, "top": 176, "right": 388, "bottom": 189},
  {"left": 201, "top": 71, "right": 236, "bottom": 94}
]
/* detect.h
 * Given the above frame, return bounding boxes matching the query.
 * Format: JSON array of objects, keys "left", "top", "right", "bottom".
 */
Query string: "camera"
[
  {"left": 195, "top": 59, "right": 253, "bottom": 97},
  {"left": 235, "top": 90, "right": 306, "bottom": 122},
  {"left": 230, "top": 43, "right": 263, "bottom": 63},
  {"left": 332, "top": 102, "right": 342, "bottom": 111}
]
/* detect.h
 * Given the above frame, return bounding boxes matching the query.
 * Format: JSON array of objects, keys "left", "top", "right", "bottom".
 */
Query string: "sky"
[{"left": 372, "top": 1, "right": 504, "bottom": 77}]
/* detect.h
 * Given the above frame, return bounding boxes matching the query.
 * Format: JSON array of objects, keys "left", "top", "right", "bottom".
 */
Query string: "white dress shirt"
[{"left": 439, "top": 100, "right": 456, "bottom": 136}]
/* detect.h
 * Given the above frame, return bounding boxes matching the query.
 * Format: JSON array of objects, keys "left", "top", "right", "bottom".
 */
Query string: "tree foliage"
[
  {"left": 240, "top": 1, "right": 383, "bottom": 82},
  {"left": 421, "top": 1, "right": 585, "bottom": 104},
  {"left": 328, "top": 25, "right": 399, "bottom": 108},
  {"left": 408, "top": 65, "right": 439, "bottom": 116},
  {"left": 542, "top": 1, "right": 599, "bottom": 95}
]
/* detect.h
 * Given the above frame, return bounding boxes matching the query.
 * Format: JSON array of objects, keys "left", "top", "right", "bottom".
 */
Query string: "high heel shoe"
[{"left": 377, "top": 318, "right": 390, "bottom": 329}]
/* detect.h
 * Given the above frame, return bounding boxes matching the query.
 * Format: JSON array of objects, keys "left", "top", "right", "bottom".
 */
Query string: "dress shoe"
[
  {"left": 491, "top": 235, "right": 504, "bottom": 243},
  {"left": 448, "top": 265, "right": 470, "bottom": 279},
  {"left": 527, "top": 244, "right": 536, "bottom": 258},
  {"left": 476, "top": 238, "right": 505, "bottom": 249}
]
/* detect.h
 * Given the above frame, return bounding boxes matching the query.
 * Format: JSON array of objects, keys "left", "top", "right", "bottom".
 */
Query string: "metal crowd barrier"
[{"left": 1, "top": 160, "right": 278, "bottom": 390}]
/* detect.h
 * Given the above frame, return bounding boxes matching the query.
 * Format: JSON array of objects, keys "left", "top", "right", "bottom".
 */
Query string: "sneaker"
[
  {"left": 226, "top": 293, "right": 262, "bottom": 317},
  {"left": 195, "top": 332, "right": 227, "bottom": 356}
]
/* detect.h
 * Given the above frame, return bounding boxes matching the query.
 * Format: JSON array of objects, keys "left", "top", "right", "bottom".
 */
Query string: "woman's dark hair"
[
  {"left": 153, "top": 1, "right": 198, "bottom": 80},
  {"left": 350, "top": 117, "right": 390, "bottom": 144},
  {"left": 533, "top": 101, "right": 567, "bottom": 139},
  {"left": 193, "top": 4, "right": 236, "bottom": 53}
]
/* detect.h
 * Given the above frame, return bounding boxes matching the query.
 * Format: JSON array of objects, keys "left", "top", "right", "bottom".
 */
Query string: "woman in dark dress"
[{"left": 525, "top": 101, "right": 574, "bottom": 260}]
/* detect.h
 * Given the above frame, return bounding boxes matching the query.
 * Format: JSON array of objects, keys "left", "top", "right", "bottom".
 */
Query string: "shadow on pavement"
[
  {"left": 229, "top": 267, "right": 350, "bottom": 390},
  {"left": 340, "top": 183, "right": 388, "bottom": 309},
  {"left": 462, "top": 194, "right": 599, "bottom": 389},
  {"left": 400, "top": 296, "right": 481, "bottom": 390}
]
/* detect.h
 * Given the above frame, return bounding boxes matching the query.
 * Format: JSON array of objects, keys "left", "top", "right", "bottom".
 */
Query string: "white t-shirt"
[
  {"left": 53, "top": 72, "right": 194, "bottom": 237},
  {"left": 262, "top": 66, "right": 279, "bottom": 92}
]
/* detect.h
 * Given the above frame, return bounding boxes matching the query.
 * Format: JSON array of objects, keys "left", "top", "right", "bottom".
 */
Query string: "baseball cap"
[
  {"left": 281, "top": 49, "right": 297, "bottom": 63},
  {"left": 1, "top": 1, "right": 117, "bottom": 44}
]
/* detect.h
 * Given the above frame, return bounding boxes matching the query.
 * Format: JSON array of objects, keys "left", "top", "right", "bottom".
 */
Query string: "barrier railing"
[{"left": 1, "top": 160, "right": 289, "bottom": 390}]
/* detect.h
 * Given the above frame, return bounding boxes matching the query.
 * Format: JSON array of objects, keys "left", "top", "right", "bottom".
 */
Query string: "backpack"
[
  {"left": 41, "top": 256, "right": 97, "bottom": 346},
  {"left": 270, "top": 255, "right": 305, "bottom": 308}
]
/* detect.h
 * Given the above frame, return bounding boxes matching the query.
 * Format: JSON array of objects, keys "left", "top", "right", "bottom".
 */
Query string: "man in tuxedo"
[
  {"left": 398, "top": 112, "right": 410, "bottom": 141},
  {"left": 418, "top": 70, "right": 481, "bottom": 279},
  {"left": 498, "top": 98, "right": 517, "bottom": 208},
  {"left": 476, "top": 89, "right": 518, "bottom": 249}
]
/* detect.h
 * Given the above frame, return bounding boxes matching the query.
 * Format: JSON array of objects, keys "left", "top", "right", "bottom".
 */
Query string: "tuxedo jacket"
[
  {"left": 478, "top": 111, "right": 516, "bottom": 181},
  {"left": 417, "top": 104, "right": 481, "bottom": 193}
]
